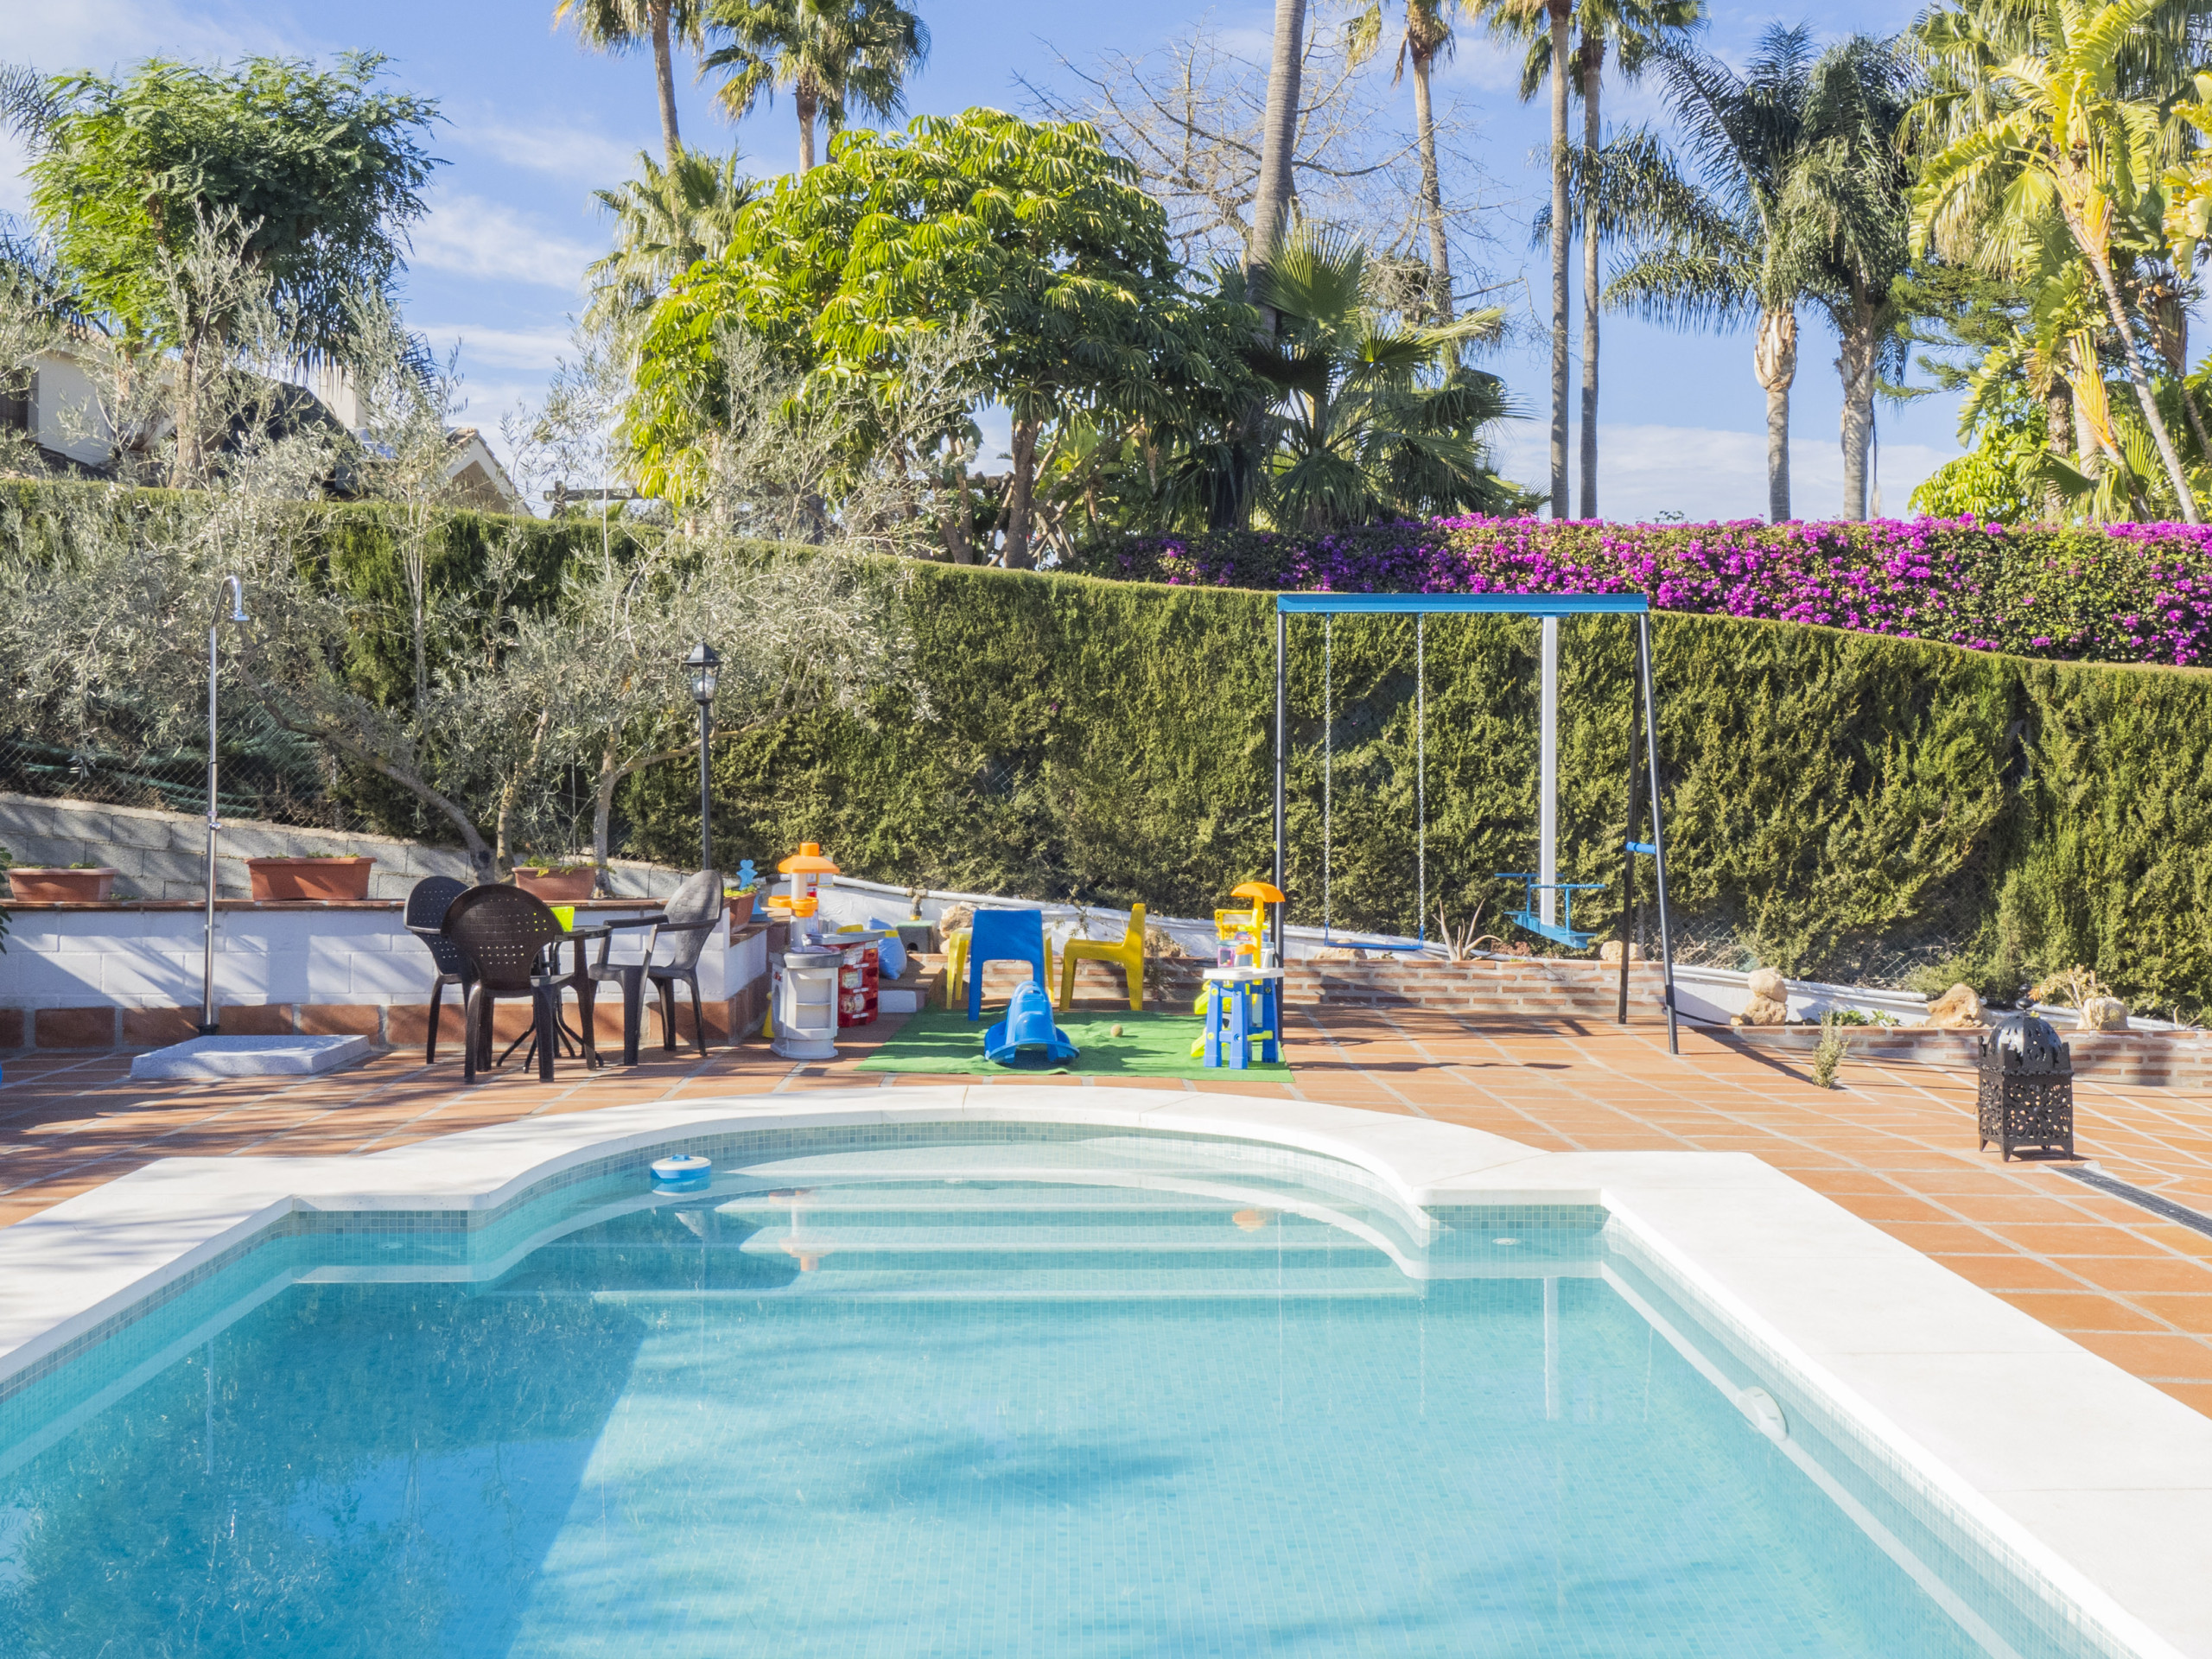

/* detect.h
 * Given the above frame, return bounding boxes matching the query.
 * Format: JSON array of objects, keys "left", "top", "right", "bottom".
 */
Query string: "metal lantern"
[
  {"left": 1976, "top": 1014, "right": 2075, "bottom": 1161},
  {"left": 683, "top": 640, "right": 721, "bottom": 702}
]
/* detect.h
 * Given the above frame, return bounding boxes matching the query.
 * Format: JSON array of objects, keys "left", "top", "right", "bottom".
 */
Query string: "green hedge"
[
  {"left": 10, "top": 482, "right": 2211, "bottom": 1012},
  {"left": 620, "top": 561, "right": 2212, "bottom": 1016}
]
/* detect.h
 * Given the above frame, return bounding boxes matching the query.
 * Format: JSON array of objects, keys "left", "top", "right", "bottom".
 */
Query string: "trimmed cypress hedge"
[
  {"left": 617, "top": 560, "right": 2212, "bottom": 1017},
  {"left": 10, "top": 483, "right": 2210, "bottom": 1013}
]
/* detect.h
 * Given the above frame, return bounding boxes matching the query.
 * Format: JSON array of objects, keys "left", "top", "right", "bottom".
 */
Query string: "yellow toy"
[
  {"left": 1190, "top": 881, "right": 1287, "bottom": 1059},
  {"left": 944, "top": 928, "right": 1058, "bottom": 1012},
  {"left": 1057, "top": 903, "right": 1148, "bottom": 1013}
]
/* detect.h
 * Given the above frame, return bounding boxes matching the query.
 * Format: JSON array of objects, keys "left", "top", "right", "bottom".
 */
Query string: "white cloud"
[
  {"left": 408, "top": 192, "right": 600, "bottom": 288},
  {"left": 461, "top": 121, "right": 643, "bottom": 188},
  {"left": 415, "top": 322, "right": 578, "bottom": 371},
  {"left": 1490, "top": 422, "right": 1959, "bottom": 521},
  {"left": 5, "top": 0, "right": 291, "bottom": 70}
]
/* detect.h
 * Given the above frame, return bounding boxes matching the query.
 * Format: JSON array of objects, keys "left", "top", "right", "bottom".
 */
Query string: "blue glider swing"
[{"left": 1271, "top": 592, "right": 1679, "bottom": 1054}]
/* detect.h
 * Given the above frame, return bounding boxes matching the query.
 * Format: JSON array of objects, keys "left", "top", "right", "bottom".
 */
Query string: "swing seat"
[{"left": 1496, "top": 874, "right": 1607, "bottom": 950}]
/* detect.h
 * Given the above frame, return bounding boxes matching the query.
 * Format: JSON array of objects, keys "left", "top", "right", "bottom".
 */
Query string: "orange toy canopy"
[
  {"left": 779, "top": 842, "right": 840, "bottom": 875},
  {"left": 1231, "top": 880, "right": 1285, "bottom": 905}
]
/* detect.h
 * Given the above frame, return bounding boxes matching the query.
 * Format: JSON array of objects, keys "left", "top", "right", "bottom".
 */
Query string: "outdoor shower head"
[{"left": 221, "top": 574, "right": 247, "bottom": 623}]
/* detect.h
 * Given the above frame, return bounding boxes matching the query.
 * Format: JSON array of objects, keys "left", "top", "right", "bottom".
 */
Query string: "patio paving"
[{"left": 4, "top": 1004, "right": 2211, "bottom": 1420}]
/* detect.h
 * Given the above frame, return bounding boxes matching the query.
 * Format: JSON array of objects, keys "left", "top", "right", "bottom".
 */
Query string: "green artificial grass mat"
[{"left": 853, "top": 1007, "right": 1290, "bottom": 1078}]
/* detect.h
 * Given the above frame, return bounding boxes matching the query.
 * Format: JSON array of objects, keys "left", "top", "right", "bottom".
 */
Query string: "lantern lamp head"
[{"left": 683, "top": 640, "right": 720, "bottom": 703}]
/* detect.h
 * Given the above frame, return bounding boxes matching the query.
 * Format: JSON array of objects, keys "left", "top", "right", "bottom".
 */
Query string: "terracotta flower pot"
[
  {"left": 247, "top": 856, "right": 374, "bottom": 901},
  {"left": 513, "top": 867, "right": 596, "bottom": 901},
  {"left": 726, "top": 890, "right": 757, "bottom": 926},
  {"left": 6, "top": 867, "right": 119, "bottom": 902}
]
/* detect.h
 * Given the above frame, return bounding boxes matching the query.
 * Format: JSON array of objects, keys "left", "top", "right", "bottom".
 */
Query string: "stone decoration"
[
  {"left": 1598, "top": 940, "right": 1645, "bottom": 964},
  {"left": 1925, "top": 982, "right": 1984, "bottom": 1028},
  {"left": 2080, "top": 995, "right": 2130, "bottom": 1031},
  {"left": 1732, "top": 965, "right": 1789, "bottom": 1027}
]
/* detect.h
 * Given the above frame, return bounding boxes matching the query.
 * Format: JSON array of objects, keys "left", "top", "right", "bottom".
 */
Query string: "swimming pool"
[{"left": 0, "top": 1123, "right": 2153, "bottom": 1656}]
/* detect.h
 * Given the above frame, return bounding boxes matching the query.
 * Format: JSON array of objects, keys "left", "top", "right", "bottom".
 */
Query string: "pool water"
[{"left": 0, "top": 1131, "right": 2094, "bottom": 1656}]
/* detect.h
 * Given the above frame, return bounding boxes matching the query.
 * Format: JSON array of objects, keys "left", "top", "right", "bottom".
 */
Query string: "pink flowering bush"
[{"left": 1072, "top": 518, "right": 2212, "bottom": 666}]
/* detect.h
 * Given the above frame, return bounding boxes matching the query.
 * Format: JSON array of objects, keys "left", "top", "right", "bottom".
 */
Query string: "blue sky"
[{"left": 2, "top": 0, "right": 1956, "bottom": 519}]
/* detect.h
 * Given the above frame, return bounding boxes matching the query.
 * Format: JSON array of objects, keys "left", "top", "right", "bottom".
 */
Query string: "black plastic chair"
[
  {"left": 404, "top": 875, "right": 474, "bottom": 1065},
  {"left": 590, "top": 869, "right": 723, "bottom": 1062},
  {"left": 441, "top": 885, "right": 597, "bottom": 1083}
]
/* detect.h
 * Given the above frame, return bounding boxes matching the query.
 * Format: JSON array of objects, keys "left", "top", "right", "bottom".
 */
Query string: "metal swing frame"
[{"left": 1271, "top": 591, "right": 1679, "bottom": 1055}]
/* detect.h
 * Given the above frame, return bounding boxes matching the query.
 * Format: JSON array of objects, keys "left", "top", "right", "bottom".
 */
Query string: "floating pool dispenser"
[
  {"left": 651, "top": 1154, "right": 712, "bottom": 1193},
  {"left": 983, "top": 980, "right": 1080, "bottom": 1066}
]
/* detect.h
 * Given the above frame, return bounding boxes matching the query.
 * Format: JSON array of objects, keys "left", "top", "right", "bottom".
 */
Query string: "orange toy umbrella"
[
  {"left": 779, "top": 842, "right": 840, "bottom": 875},
  {"left": 1231, "top": 880, "right": 1285, "bottom": 905}
]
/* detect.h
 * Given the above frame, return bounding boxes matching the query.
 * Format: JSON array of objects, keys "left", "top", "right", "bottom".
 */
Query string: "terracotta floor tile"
[
  {"left": 2056, "top": 1255, "right": 2212, "bottom": 1294},
  {"left": 1991, "top": 1291, "right": 2168, "bottom": 1332},
  {"left": 1929, "top": 1254, "right": 2092, "bottom": 1293},
  {"left": 2063, "top": 1330, "right": 2212, "bottom": 1380},
  {"left": 1989, "top": 1225, "right": 2177, "bottom": 1258}
]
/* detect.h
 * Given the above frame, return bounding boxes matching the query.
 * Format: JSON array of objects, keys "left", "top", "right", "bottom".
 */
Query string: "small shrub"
[{"left": 1809, "top": 1012, "right": 1848, "bottom": 1090}]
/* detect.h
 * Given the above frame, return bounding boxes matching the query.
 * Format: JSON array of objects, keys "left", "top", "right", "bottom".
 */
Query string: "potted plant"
[
  {"left": 7, "top": 861, "right": 121, "bottom": 902},
  {"left": 725, "top": 880, "right": 760, "bottom": 925},
  {"left": 246, "top": 855, "right": 376, "bottom": 901},
  {"left": 512, "top": 864, "right": 596, "bottom": 901}
]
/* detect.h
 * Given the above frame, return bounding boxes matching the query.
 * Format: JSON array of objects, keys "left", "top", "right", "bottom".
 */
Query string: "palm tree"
[
  {"left": 1606, "top": 27, "right": 1825, "bottom": 522},
  {"left": 584, "top": 147, "right": 756, "bottom": 336},
  {"left": 1508, "top": 0, "right": 1702, "bottom": 518},
  {"left": 1788, "top": 37, "right": 1915, "bottom": 520},
  {"left": 553, "top": 0, "right": 709, "bottom": 164},
  {"left": 702, "top": 0, "right": 928, "bottom": 173},
  {"left": 1347, "top": 1, "right": 1460, "bottom": 321},
  {"left": 1914, "top": 0, "right": 2200, "bottom": 522},
  {"left": 1248, "top": 230, "right": 1524, "bottom": 527},
  {"left": 1249, "top": 0, "right": 1310, "bottom": 331},
  {"left": 1472, "top": 0, "right": 1574, "bottom": 517}
]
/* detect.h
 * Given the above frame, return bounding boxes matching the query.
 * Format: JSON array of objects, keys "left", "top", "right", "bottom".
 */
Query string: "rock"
[
  {"left": 1923, "top": 982, "right": 1983, "bottom": 1028},
  {"left": 1732, "top": 994, "right": 1789, "bottom": 1027},
  {"left": 1598, "top": 940, "right": 1645, "bottom": 964},
  {"left": 1746, "top": 967, "right": 1788, "bottom": 1002},
  {"left": 1309, "top": 946, "right": 1363, "bottom": 962},
  {"left": 939, "top": 902, "right": 975, "bottom": 936},
  {"left": 2080, "top": 995, "right": 2130, "bottom": 1032}
]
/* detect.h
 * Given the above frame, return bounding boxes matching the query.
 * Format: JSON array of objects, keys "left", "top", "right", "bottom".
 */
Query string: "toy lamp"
[
  {"left": 1231, "top": 880, "right": 1287, "bottom": 968},
  {"left": 778, "top": 842, "right": 840, "bottom": 940}
]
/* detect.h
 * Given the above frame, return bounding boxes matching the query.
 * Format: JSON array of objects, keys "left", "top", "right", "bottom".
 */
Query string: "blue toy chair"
[{"left": 966, "top": 908, "right": 1048, "bottom": 1020}]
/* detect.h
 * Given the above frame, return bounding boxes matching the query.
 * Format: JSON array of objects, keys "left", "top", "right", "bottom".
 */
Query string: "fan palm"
[
  {"left": 1248, "top": 231, "right": 1522, "bottom": 527},
  {"left": 702, "top": 0, "right": 927, "bottom": 173},
  {"left": 552, "top": 0, "right": 709, "bottom": 164},
  {"left": 1605, "top": 26, "right": 1826, "bottom": 522},
  {"left": 584, "top": 147, "right": 756, "bottom": 336},
  {"left": 1505, "top": 0, "right": 1703, "bottom": 518},
  {"left": 1912, "top": 0, "right": 2200, "bottom": 522}
]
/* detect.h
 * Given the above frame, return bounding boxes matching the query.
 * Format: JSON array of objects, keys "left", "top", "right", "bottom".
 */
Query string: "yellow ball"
[{"left": 1109, "top": 1023, "right": 1124, "bottom": 1038}]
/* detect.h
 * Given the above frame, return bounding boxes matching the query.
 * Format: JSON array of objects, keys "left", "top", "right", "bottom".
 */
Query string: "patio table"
[{"left": 495, "top": 925, "right": 617, "bottom": 1072}]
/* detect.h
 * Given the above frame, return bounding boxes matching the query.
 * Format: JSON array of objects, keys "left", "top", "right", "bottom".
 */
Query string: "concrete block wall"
[
  {"left": 0, "top": 792, "right": 681, "bottom": 901},
  {"left": 0, "top": 901, "right": 772, "bottom": 1052}
]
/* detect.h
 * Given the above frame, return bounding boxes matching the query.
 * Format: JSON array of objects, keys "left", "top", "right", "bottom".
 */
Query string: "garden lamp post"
[
  {"left": 684, "top": 641, "right": 720, "bottom": 872},
  {"left": 200, "top": 576, "right": 250, "bottom": 1035}
]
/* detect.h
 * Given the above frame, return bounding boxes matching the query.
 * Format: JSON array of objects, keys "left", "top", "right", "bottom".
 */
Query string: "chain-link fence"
[{"left": 0, "top": 715, "right": 357, "bottom": 830}]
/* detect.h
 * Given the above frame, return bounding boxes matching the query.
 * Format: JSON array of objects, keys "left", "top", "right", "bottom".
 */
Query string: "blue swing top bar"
[{"left": 1274, "top": 591, "right": 1649, "bottom": 616}]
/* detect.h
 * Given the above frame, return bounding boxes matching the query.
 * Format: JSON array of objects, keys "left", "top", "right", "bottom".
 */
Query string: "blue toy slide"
[{"left": 983, "top": 981, "right": 1080, "bottom": 1065}]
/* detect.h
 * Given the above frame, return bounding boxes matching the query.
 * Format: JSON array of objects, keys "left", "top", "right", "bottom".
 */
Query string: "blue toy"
[
  {"left": 733, "top": 859, "right": 757, "bottom": 891},
  {"left": 966, "top": 908, "right": 1048, "bottom": 1020},
  {"left": 984, "top": 980, "right": 1080, "bottom": 1065}
]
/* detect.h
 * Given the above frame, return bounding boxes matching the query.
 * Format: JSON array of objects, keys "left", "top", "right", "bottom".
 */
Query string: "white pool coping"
[{"left": 1, "top": 1086, "right": 2207, "bottom": 1657}]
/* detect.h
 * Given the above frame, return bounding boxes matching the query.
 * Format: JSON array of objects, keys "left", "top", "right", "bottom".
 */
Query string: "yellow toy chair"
[
  {"left": 944, "top": 928, "right": 1058, "bottom": 1013},
  {"left": 1057, "top": 903, "right": 1147, "bottom": 1013}
]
